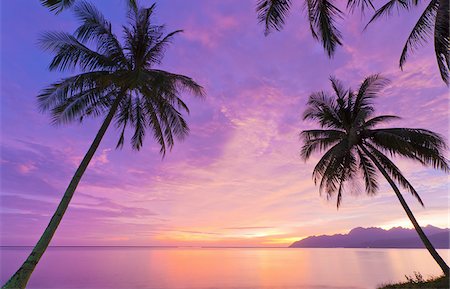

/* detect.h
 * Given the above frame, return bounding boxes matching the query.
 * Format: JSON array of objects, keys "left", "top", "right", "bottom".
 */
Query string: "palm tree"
[
  {"left": 40, "top": 0, "right": 77, "bottom": 13},
  {"left": 43, "top": 0, "right": 371, "bottom": 57},
  {"left": 365, "top": 0, "right": 449, "bottom": 85},
  {"left": 40, "top": 0, "right": 136, "bottom": 13},
  {"left": 2, "top": 2, "right": 204, "bottom": 288},
  {"left": 257, "top": 1, "right": 449, "bottom": 85},
  {"left": 300, "top": 74, "right": 449, "bottom": 276},
  {"left": 256, "top": 0, "right": 375, "bottom": 56}
]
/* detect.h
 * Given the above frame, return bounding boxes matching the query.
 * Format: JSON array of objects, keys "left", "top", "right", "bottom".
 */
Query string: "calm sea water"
[{"left": 1, "top": 247, "right": 449, "bottom": 289}]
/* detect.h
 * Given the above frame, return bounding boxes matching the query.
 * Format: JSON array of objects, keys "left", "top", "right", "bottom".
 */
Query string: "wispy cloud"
[{"left": 1, "top": 0, "right": 448, "bottom": 246}]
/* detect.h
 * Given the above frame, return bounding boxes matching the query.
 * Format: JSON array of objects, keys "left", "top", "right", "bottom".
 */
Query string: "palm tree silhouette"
[
  {"left": 257, "top": 0, "right": 449, "bottom": 85},
  {"left": 2, "top": 2, "right": 203, "bottom": 288},
  {"left": 256, "top": 0, "right": 375, "bottom": 56},
  {"left": 40, "top": 0, "right": 76, "bottom": 12},
  {"left": 300, "top": 74, "right": 449, "bottom": 276},
  {"left": 365, "top": 0, "right": 449, "bottom": 85},
  {"left": 40, "top": 0, "right": 137, "bottom": 13},
  {"left": 43, "top": 1, "right": 449, "bottom": 84}
]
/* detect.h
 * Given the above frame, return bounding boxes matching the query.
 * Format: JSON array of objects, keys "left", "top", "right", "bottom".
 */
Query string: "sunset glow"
[{"left": 1, "top": 0, "right": 449, "bottom": 249}]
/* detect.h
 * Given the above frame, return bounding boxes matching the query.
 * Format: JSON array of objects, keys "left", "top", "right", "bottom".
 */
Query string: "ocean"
[{"left": 1, "top": 247, "right": 449, "bottom": 289}]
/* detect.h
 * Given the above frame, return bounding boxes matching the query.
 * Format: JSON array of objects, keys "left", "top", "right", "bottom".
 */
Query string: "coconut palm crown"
[
  {"left": 300, "top": 74, "right": 449, "bottom": 276},
  {"left": 38, "top": 1, "right": 204, "bottom": 153},
  {"left": 2, "top": 2, "right": 203, "bottom": 288}
]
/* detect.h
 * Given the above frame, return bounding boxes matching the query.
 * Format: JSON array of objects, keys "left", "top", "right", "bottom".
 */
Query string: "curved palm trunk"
[
  {"left": 362, "top": 147, "right": 450, "bottom": 277},
  {"left": 2, "top": 96, "right": 123, "bottom": 289}
]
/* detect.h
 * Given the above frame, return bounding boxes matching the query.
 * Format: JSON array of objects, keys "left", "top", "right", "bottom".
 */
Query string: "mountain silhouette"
[{"left": 289, "top": 225, "right": 449, "bottom": 248}]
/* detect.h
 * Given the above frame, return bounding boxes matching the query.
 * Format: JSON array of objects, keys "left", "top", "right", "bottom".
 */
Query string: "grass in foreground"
[{"left": 378, "top": 272, "right": 449, "bottom": 289}]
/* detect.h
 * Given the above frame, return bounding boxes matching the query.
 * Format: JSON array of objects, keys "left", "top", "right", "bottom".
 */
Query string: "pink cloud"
[{"left": 1, "top": 0, "right": 448, "bottom": 247}]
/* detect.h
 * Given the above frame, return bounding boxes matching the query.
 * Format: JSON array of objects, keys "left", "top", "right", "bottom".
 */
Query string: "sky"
[{"left": 0, "top": 0, "right": 449, "bottom": 247}]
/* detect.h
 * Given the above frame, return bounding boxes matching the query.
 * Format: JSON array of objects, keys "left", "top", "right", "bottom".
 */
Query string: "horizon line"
[{"left": 0, "top": 245, "right": 288, "bottom": 248}]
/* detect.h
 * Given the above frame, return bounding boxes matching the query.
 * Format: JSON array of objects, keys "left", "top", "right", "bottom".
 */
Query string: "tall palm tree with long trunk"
[
  {"left": 300, "top": 74, "right": 449, "bottom": 276},
  {"left": 2, "top": 2, "right": 203, "bottom": 288}
]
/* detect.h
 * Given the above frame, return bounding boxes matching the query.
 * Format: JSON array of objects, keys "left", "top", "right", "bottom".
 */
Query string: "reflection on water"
[{"left": 1, "top": 247, "right": 448, "bottom": 289}]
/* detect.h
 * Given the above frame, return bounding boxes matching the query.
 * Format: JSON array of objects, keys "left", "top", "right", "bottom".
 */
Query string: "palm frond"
[
  {"left": 305, "top": 0, "right": 319, "bottom": 40},
  {"left": 353, "top": 74, "right": 389, "bottom": 123},
  {"left": 256, "top": 0, "right": 292, "bottom": 35},
  {"left": 41, "top": 0, "right": 139, "bottom": 14},
  {"left": 130, "top": 95, "right": 147, "bottom": 150},
  {"left": 300, "top": 129, "right": 345, "bottom": 159},
  {"left": 317, "top": 145, "right": 357, "bottom": 207},
  {"left": 311, "top": 139, "right": 358, "bottom": 206},
  {"left": 146, "top": 70, "right": 205, "bottom": 98},
  {"left": 48, "top": 87, "right": 114, "bottom": 125},
  {"left": 365, "top": 0, "right": 416, "bottom": 29},
  {"left": 367, "top": 128, "right": 449, "bottom": 171},
  {"left": 399, "top": 0, "right": 438, "bottom": 69},
  {"left": 317, "top": 149, "right": 344, "bottom": 194},
  {"left": 306, "top": 0, "right": 343, "bottom": 57},
  {"left": 74, "top": 1, "right": 110, "bottom": 42},
  {"left": 116, "top": 119, "right": 128, "bottom": 149},
  {"left": 37, "top": 71, "right": 112, "bottom": 112},
  {"left": 354, "top": 74, "right": 389, "bottom": 109},
  {"left": 138, "top": 83, "right": 190, "bottom": 155},
  {"left": 73, "top": 1, "right": 129, "bottom": 69},
  {"left": 364, "top": 142, "right": 424, "bottom": 206},
  {"left": 41, "top": 0, "right": 76, "bottom": 13},
  {"left": 124, "top": 3, "right": 165, "bottom": 69},
  {"left": 73, "top": 90, "right": 116, "bottom": 122},
  {"left": 434, "top": 0, "right": 450, "bottom": 85},
  {"left": 39, "top": 31, "right": 116, "bottom": 72},
  {"left": 330, "top": 76, "right": 347, "bottom": 99},
  {"left": 115, "top": 94, "right": 133, "bottom": 149},
  {"left": 363, "top": 115, "right": 401, "bottom": 128},
  {"left": 336, "top": 172, "right": 345, "bottom": 207},
  {"left": 312, "top": 140, "right": 347, "bottom": 185},
  {"left": 303, "top": 91, "right": 343, "bottom": 129},
  {"left": 357, "top": 147, "right": 379, "bottom": 195},
  {"left": 143, "top": 98, "right": 167, "bottom": 155},
  {"left": 346, "top": 0, "right": 375, "bottom": 13},
  {"left": 148, "top": 88, "right": 189, "bottom": 140},
  {"left": 128, "top": 0, "right": 138, "bottom": 11},
  {"left": 144, "top": 30, "right": 183, "bottom": 66},
  {"left": 159, "top": 99, "right": 189, "bottom": 145}
]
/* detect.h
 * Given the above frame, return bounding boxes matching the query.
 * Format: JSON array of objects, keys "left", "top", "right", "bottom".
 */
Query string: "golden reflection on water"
[{"left": 1, "top": 247, "right": 448, "bottom": 289}]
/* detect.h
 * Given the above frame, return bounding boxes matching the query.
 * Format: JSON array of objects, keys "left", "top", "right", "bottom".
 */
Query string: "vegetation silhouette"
[
  {"left": 256, "top": 0, "right": 449, "bottom": 84},
  {"left": 257, "top": 0, "right": 374, "bottom": 56},
  {"left": 2, "top": 1, "right": 203, "bottom": 288},
  {"left": 26, "top": 0, "right": 450, "bottom": 284},
  {"left": 365, "top": 0, "right": 449, "bottom": 85},
  {"left": 40, "top": 0, "right": 77, "bottom": 13},
  {"left": 42, "top": 1, "right": 449, "bottom": 84},
  {"left": 40, "top": 0, "right": 136, "bottom": 14},
  {"left": 300, "top": 74, "right": 449, "bottom": 276}
]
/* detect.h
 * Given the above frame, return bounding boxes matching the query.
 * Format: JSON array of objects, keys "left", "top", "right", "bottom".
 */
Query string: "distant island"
[{"left": 289, "top": 225, "right": 450, "bottom": 248}]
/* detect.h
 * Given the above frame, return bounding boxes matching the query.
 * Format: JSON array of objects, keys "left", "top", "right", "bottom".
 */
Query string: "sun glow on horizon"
[{"left": 1, "top": 0, "right": 448, "bottom": 248}]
